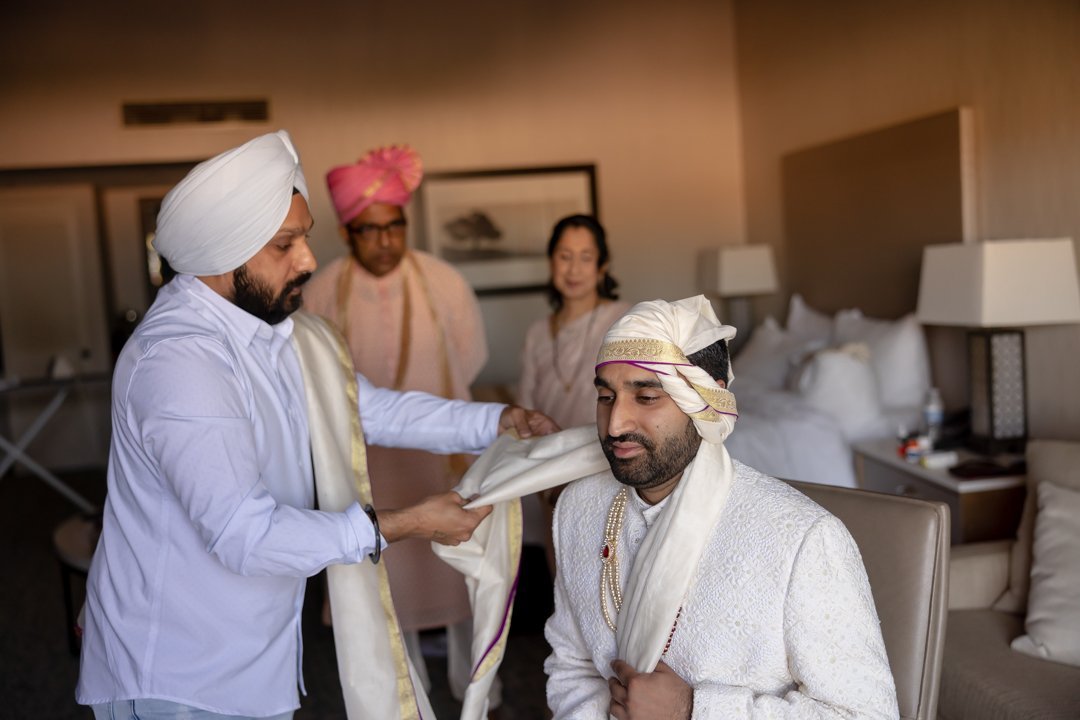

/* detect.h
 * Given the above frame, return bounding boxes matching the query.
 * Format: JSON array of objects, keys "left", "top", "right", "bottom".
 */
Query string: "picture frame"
[
  {"left": 101, "top": 185, "right": 176, "bottom": 317},
  {"left": 412, "top": 164, "right": 598, "bottom": 295}
]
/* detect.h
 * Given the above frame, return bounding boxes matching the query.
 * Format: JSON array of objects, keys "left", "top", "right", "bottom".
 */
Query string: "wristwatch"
[{"left": 362, "top": 504, "right": 382, "bottom": 564}]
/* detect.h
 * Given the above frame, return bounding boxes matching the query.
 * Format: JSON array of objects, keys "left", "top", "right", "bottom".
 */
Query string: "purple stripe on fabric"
[
  {"left": 695, "top": 405, "right": 738, "bottom": 419},
  {"left": 472, "top": 557, "right": 522, "bottom": 677},
  {"left": 696, "top": 404, "right": 739, "bottom": 419},
  {"left": 595, "top": 359, "right": 691, "bottom": 376}
]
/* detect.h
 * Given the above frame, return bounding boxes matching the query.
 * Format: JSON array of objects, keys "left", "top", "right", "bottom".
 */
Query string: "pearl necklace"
[
  {"left": 600, "top": 487, "right": 629, "bottom": 631},
  {"left": 599, "top": 486, "right": 682, "bottom": 655}
]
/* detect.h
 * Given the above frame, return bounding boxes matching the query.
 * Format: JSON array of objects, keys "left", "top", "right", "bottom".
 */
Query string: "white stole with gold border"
[{"left": 291, "top": 311, "right": 435, "bottom": 720}]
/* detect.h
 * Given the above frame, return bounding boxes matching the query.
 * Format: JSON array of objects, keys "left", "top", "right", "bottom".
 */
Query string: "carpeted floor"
[{"left": 1, "top": 467, "right": 553, "bottom": 719}]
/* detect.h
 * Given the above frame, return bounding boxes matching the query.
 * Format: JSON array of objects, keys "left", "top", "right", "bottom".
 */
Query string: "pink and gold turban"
[{"left": 326, "top": 145, "right": 423, "bottom": 225}]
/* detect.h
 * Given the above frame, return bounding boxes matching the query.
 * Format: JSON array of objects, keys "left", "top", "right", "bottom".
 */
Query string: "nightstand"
[{"left": 852, "top": 438, "right": 1026, "bottom": 544}]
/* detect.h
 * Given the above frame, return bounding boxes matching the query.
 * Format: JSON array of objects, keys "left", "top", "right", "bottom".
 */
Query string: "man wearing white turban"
[
  {"left": 540, "top": 296, "right": 899, "bottom": 719},
  {"left": 75, "top": 130, "right": 556, "bottom": 720}
]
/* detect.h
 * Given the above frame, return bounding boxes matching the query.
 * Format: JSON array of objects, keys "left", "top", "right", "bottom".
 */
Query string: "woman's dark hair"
[{"left": 545, "top": 214, "right": 620, "bottom": 311}]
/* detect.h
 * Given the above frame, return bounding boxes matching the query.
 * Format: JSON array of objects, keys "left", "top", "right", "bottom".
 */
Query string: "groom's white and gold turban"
[
  {"left": 596, "top": 295, "right": 738, "bottom": 444},
  {"left": 153, "top": 130, "right": 309, "bottom": 276}
]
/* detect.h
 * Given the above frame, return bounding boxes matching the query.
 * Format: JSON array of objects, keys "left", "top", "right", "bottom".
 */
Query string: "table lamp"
[
  {"left": 699, "top": 244, "right": 778, "bottom": 354},
  {"left": 916, "top": 238, "right": 1080, "bottom": 453}
]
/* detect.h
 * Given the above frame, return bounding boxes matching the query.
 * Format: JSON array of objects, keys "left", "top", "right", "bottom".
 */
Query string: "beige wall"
[
  {"left": 4, "top": 0, "right": 1075, "bottom": 437},
  {"left": 734, "top": 0, "right": 1080, "bottom": 441},
  {"left": 0, "top": 0, "right": 745, "bottom": 311}
]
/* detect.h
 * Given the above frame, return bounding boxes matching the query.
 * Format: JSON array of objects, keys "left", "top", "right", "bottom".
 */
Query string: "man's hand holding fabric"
[
  {"left": 497, "top": 405, "right": 560, "bottom": 439},
  {"left": 379, "top": 491, "right": 493, "bottom": 546}
]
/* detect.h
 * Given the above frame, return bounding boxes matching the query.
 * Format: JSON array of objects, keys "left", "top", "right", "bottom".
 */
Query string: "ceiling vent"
[{"left": 122, "top": 99, "right": 270, "bottom": 126}]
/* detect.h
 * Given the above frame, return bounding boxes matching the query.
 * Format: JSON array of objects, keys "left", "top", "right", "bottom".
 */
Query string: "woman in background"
[
  {"left": 518, "top": 215, "right": 630, "bottom": 576},
  {"left": 519, "top": 214, "right": 629, "bottom": 428}
]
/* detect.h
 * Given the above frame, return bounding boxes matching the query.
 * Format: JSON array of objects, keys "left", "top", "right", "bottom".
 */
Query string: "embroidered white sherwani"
[{"left": 544, "top": 461, "right": 899, "bottom": 719}]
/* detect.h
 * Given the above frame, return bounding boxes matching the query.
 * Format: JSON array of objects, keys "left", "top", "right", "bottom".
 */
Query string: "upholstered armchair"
[
  {"left": 939, "top": 440, "right": 1080, "bottom": 719},
  {"left": 790, "top": 480, "right": 949, "bottom": 720}
]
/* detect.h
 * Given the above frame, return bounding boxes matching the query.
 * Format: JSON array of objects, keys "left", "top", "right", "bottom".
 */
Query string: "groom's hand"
[{"left": 608, "top": 659, "right": 692, "bottom": 720}]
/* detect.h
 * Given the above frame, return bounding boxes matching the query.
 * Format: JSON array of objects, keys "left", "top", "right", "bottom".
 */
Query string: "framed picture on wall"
[{"left": 412, "top": 164, "right": 598, "bottom": 296}]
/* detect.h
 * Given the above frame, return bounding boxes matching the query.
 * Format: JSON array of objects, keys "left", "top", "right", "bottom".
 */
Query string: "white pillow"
[
  {"left": 786, "top": 294, "right": 833, "bottom": 342},
  {"left": 794, "top": 344, "right": 885, "bottom": 441},
  {"left": 735, "top": 316, "right": 823, "bottom": 391},
  {"left": 995, "top": 440, "right": 1080, "bottom": 614},
  {"left": 1011, "top": 480, "right": 1080, "bottom": 667},
  {"left": 833, "top": 310, "right": 931, "bottom": 408}
]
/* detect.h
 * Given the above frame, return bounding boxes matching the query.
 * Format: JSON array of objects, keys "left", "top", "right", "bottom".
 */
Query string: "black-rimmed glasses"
[{"left": 346, "top": 219, "right": 407, "bottom": 243}]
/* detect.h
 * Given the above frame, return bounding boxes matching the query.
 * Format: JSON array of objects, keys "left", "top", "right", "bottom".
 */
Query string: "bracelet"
[{"left": 363, "top": 504, "right": 382, "bottom": 564}]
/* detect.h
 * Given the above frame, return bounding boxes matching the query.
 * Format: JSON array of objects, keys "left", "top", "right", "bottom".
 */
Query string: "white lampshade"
[
  {"left": 917, "top": 238, "right": 1080, "bottom": 327},
  {"left": 917, "top": 237, "right": 1080, "bottom": 453},
  {"left": 699, "top": 245, "right": 778, "bottom": 298}
]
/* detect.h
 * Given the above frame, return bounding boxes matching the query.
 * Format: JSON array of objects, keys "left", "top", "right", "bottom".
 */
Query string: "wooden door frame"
[{"left": 0, "top": 161, "right": 197, "bottom": 337}]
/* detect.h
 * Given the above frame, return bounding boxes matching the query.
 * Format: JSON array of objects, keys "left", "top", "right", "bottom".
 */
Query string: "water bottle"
[{"left": 922, "top": 387, "right": 944, "bottom": 449}]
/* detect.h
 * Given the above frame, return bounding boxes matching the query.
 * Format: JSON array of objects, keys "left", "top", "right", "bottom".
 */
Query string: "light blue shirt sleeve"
[
  {"left": 129, "top": 337, "right": 377, "bottom": 577},
  {"left": 356, "top": 372, "right": 505, "bottom": 453}
]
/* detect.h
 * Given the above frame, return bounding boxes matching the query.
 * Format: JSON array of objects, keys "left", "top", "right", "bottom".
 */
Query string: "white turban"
[
  {"left": 153, "top": 130, "right": 309, "bottom": 276},
  {"left": 596, "top": 295, "right": 737, "bottom": 444}
]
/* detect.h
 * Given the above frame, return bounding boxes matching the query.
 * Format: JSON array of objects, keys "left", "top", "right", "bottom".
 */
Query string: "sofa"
[{"left": 938, "top": 440, "right": 1080, "bottom": 719}]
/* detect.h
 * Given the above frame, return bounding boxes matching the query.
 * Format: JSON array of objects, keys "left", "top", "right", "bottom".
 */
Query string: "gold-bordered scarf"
[
  {"left": 434, "top": 426, "right": 611, "bottom": 720},
  {"left": 291, "top": 311, "right": 434, "bottom": 720}
]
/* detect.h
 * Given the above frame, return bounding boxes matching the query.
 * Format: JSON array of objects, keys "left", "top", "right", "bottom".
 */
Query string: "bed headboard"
[
  {"left": 780, "top": 109, "right": 975, "bottom": 320},
  {"left": 779, "top": 109, "right": 975, "bottom": 408}
]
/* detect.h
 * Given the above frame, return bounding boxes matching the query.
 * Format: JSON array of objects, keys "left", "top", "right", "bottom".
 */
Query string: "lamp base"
[
  {"left": 967, "top": 329, "right": 1027, "bottom": 456},
  {"left": 966, "top": 434, "right": 1026, "bottom": 456},
  {"left": 724, "top": 296, "right": 754, "bottom": 357}
]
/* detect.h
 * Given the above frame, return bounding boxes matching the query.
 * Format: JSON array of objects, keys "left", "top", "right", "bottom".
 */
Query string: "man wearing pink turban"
[{"left": 304, "top": 145, "right": 496, "bottom": 708}]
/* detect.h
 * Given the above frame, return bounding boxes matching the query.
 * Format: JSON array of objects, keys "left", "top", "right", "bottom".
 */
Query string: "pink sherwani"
[{"left": 304, "top": 250, "right": 488, "bottom": 630}]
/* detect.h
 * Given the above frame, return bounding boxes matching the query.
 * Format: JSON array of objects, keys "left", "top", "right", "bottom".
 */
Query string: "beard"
[
  {"left": 600, "top": 418, "right": 702, "bottom": 491},
  {"left": 232, "top": 265, "right": 312, "bottom": 325}
]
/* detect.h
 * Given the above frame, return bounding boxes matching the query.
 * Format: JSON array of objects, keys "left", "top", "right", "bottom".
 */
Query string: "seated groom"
[{"left": 543, "top": 296, "right": 900, "bottom": 719}]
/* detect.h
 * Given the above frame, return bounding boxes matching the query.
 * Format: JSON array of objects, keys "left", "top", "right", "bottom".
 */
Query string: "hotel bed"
[
  {"left": 725, "top": 296, "right": 929, "bottom": 488},
  {"left": 724, "top": 109, "right": 971, "bottom": 487}
]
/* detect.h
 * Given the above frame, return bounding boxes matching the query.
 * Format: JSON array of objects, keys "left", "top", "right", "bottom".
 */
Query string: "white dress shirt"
[{"left": 76, "top": 274, "right": 503, "bottom": 716}]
